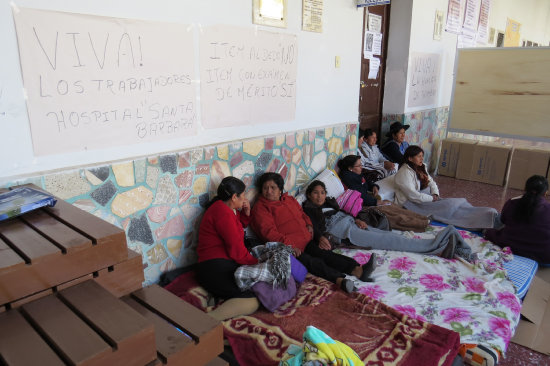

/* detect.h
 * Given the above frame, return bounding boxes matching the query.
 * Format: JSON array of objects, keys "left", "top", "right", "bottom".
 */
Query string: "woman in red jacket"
[
  {"left": 250, "top": 172, "right": 375, "bottom": 293},
  {"left": 197, "top": 176, "right": 259, "bottom": 320}
]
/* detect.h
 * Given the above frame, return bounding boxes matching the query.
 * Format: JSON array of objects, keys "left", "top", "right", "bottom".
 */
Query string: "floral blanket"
[{"left": 336, "top": 224, "right": 521, "bottom": 361}]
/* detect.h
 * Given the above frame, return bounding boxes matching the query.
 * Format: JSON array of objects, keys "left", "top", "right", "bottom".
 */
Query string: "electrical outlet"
[{"left": 335, "top": 56, "right": 341, "bottom": 68}]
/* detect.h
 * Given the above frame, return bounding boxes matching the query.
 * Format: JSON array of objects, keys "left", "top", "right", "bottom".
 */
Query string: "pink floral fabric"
[{"left": 337, "top": 225, "right": 521, "bottom": 357}]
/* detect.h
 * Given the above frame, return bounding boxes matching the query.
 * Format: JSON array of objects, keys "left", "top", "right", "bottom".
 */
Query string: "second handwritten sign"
[{"left": 200, "top": 25, "right": 298, "bottom": 128}]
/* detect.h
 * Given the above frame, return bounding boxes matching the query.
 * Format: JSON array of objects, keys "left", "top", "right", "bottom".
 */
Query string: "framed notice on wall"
[{"left": 302, "top": 0, "right": 323, "bottom": 33}]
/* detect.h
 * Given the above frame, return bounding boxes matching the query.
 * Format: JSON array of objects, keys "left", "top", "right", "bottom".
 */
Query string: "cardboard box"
[
  {"left": 438, "top": 138, "right": 463, "bottom": 177},
  {"left": 469, "top": 142, "right": 511, "bottom": 186},
  {"left": 508, "top": 148, "right": 550, "bottom": 190},
  {"left": 511, "top": 275, "right": 550, "bottom": 355},
  {"left": 455, "top": 140, "right": 478, "bottom": 181}
]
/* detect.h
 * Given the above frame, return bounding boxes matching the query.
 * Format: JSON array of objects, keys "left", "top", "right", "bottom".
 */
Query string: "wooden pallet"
[
  {"left": 0, "top": 185, "right": 128, "bottom": 305},
  {"left": 5, "top": 249, "right": 144, "bottom": 309},
  {"left": 0, "top": 280, "right": 156, "bottom": 366},
  {"left": 123, "top": 284, "right": 224, "bottom": 366}
]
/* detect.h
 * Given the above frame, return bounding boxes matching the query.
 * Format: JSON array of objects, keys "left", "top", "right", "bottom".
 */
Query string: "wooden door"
[{"left": 358, "top": 5, "right": 390, "bottom": 137}]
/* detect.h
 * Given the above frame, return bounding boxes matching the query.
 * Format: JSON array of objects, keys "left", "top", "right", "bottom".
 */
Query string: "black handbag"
[{"left": 356, "top": 207, "right": 391, "bottom": 231}]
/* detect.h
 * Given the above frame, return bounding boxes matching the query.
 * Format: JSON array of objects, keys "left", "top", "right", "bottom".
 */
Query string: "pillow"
[
  {"left": 336, "top": 189, "right": 363, "bottom": 217},
  {"left": 252, "top": 277, "right": 297, "bottom": 312},
  {"left": 316, "top": 168, "right": 345, "bottom": 198},
  {"left": 376, "top": 175, "right": 396, "bottom": 202}
]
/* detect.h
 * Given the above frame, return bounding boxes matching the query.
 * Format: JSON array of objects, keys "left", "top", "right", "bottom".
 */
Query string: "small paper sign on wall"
[
  {"left": 12, "top": 7, "right": 197, "bottom": 156},
  {"left": 407, "top": 52, "right": 440, "bottom": 108}
]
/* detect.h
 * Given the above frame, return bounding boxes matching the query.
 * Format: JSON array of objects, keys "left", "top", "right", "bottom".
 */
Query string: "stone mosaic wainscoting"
[
  {"left": 3, "top": 123, "right": 358, "bottom": 285},
  {"left": 382, "top": 106, "right": 449, "bottom": 171}
]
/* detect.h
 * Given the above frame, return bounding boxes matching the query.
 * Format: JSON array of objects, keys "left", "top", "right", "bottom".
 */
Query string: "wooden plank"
[
  {"left": 59, "top": 281, "right": 156, "bottom": 366},
  {"left": 21, "top": 209, "right": 92, "bottom": 253},
  {"left": 205, "top": 356, "right": 229, "bottom": 366},
  {"left": 21, "top": 294, "right": 112, "bottom": 366},
  {"left": 57, "top": 273, "right": 95, "bottom": 292},
  {"left": 9, "top": 288, "right": 53, "bottom": 308},
  {"left": 122, "top": 296, "right": 195, "bottom": 365},
  {"left": 131, "top": 284, "right": 221, "bottom": 341},
  {"left": 129, "top": 285, "right": 223, "bottom": 365},
  {"left": 0, "top": 310, "right": 65, "bottom": 366},
  {"left": 0, "top": 218, "right": 61, "bottom": 263},
  {"left": 94, "top": 249, "right": 144, "bottom": 297},
  {"left": 0, "top": 236, "right": 25, "bottom": 274},
  {"left": 17, "top": 183, "right": 126, "bottom": 248}
]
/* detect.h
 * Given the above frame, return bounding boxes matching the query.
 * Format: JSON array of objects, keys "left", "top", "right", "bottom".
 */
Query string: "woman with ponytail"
[
  {"left": 484, "top": 175, "right": 550, "bottom": 263},
  {"left": 391, "top": 145, "right": 499, "bottom": 231},
  {"left": 196, "top": 176, "right": 259, "bottom": 320}
]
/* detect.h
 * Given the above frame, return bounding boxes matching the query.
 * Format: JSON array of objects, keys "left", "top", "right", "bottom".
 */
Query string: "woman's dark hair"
[
  {"left": 256, "top": 172, "right": 284, "bottom": 192},
  {"left": 403, "top": 145, "right": 424, "bottom": 163},
  {"left": 305, "top": 180, "right": 326, "bottom": 197},
  {"left": 206, "top": 176, "right": 245, "bottom": 208},
  {"left": 514, "top": 175, "right": 549, "bottom": 223},
  {"left": 337, "top": 155, "right": 361, "bottom": 174},
  {"left": 362, "top": 128, "right": 375, "bottom": 139}
]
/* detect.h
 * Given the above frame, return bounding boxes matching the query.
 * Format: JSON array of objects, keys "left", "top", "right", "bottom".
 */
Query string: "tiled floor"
[
  {"left": 434, "top": 175, "right": 550, "bottom": 366},
  {"left": 433, "top": 175, "right": 524, "bottom": 211}
]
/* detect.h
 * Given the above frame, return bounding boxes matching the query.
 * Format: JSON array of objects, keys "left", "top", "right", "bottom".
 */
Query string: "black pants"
[
  {"left": 196, "top": 258, "right": 255, "bottom": 300},
  {"left": 297, "top": 241, "right": 359, "bottom": 283}
]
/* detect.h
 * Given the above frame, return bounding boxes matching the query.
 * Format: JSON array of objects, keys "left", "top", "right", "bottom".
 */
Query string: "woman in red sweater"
[
  {"left": 197, "top": 176, "right": 259, "bottom": 320},
  {"left": 250, "top": 172, "right": 375, "bottom": 293}
]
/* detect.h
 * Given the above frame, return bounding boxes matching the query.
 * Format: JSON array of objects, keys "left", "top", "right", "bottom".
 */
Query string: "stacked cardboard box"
[
  {"left": 437, "top": 138, "right": 473, "bottom": 177},
  {"left": 439, "top": 139, "right": 512, "bottom": 186},
  {"left": 469, "top": 142, "right": 512, "bottom": 186},
  {"left": 507, "top": 147, "right": 550, "bottom": 190}
]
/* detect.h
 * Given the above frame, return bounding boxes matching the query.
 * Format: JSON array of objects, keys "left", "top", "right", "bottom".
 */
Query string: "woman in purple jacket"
[{"left": 484, "top": 175, "right": 550, "bottom": 264}]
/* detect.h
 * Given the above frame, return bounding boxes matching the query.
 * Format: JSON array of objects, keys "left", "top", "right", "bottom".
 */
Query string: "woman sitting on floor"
[
  {"left": 250, "top": 172, "right": 375, "bottom": 292},
  {"left": 196, "top": 176, "right": 259, "bottom": 320},
  {"left": 484, "top": 175, "right": 550, "bottom": 264},
  {"left": 302, "top": 180, "right": 473, "bottom": 260},
  {"left": 358, "top": 128, "right": 397, "bottom": 181},
  {"left": 337, "top": 154, "right": 381, "bottom": 206},
  {"left": 393, "top": 145, "right": 499, "bottom": 230}
]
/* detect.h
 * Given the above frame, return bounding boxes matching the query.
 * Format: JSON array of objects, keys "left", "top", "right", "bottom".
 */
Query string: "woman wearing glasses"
[{"left": 337, "top": 155, "right": 380, "bottom": 207}]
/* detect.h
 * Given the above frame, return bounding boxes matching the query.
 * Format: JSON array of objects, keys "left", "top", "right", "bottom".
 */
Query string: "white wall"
[
  {"left": 0, "top": 0, "right": 364, "bottom": 183},
  {"left": 488, "top": 0, "right": 550, "bottom": 46},
  {"left": 383, "top": 0, "right": 550, "bottom": 116},
  {"left": 381, "top": 0, "right": 412, "bottom": 114}
]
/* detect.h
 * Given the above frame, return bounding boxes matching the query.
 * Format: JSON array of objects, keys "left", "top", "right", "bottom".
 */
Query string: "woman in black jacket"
[{"left": 337, "top": 155, "right": 380, "bottom": 206}]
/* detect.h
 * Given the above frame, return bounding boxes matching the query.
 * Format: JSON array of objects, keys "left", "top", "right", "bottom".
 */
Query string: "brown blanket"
[{"left": 165, "top": 272, "right": 460, "bottom": 366}]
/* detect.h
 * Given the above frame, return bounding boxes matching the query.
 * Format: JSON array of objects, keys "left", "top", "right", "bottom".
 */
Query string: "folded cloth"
[
  {"left": 235, "top": 242, "right": 293, "bottom": 290},
  {"left": 290, "top": 255, "right": 307, "bottom": 283},
  {"left": 279, "top": 325, "right": 363, "bottom": 366}
]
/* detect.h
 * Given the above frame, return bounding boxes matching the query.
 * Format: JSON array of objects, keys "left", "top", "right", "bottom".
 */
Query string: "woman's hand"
[
  {"left": 306, "top": 225, "right": 314, "bottom": 239},
  {"left": 292, "top": 247, "right": 303, "bottom": 257},
  {"left": 372, "top": 186, "right": 379, "bottom": 196},
  {"left": 432, "top": 194, "right": 440, "bottom": 202},
  {"left": 241, "top": 198, "right": 251, "bottom": 216},
  {"left": 383, "top": 161, "right": 395, "bottom": 170},
  {"left": 354, "top": 219, "right": 368, "bottom": 229},
  {"left": 318, "top": 236, "right": 332, "bottom": 250}
]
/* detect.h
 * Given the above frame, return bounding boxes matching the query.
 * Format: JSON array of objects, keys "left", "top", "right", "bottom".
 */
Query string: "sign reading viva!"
[{"left": 13, "top": 6, "right": 197, "bottom": 156}]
